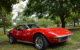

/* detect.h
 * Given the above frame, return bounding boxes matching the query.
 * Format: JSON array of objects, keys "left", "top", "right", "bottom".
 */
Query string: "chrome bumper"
[{"left": 54, "top": 34, "right": 72, "bottom": 42}]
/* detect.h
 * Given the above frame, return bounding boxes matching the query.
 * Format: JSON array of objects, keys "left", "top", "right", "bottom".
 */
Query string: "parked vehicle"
[{"left": 7, "top": 23, "right": 72, "bottom": 50}]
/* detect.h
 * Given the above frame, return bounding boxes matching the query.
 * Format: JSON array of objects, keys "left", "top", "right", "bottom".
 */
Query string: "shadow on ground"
[
  {"left": 0, "top": 41, "right": 9, "bottom": 46},
  {"left": 0, "top": 40, "right": 66, "bottom": 50},
  {"left": 16, "top": 41, "right": 66, "bottom": 50},
  {"left": 16, "top": 41, "right": 34, "bottom": 47}
]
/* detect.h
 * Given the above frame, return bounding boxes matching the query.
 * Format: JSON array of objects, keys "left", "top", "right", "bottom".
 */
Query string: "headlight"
[{"left": 48, "top": 32, "right": 58, "bottom": 36}]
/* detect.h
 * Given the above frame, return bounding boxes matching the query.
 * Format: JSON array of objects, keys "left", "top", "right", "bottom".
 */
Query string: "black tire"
[
  {"left": 9, "top": 34, "right": 16, "bottom": 44},
  {"left": 34, "top": 34, "right": 49, "bottom": 50}
]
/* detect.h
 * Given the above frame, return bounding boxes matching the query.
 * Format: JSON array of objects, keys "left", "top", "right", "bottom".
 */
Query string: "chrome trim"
[
  {"left": 54, "top": 34, "right": 72, "bottom": 38},
  {"left": 59, "top": 36, "right": 69, "bottom": 42},
  {"left": 17, "top": 40, "right": 33, "bottom": 44}
]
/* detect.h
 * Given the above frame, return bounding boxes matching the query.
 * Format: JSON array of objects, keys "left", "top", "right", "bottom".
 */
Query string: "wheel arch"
[{"left": 33, "top": 32, "right": 50, "bottom": 43}]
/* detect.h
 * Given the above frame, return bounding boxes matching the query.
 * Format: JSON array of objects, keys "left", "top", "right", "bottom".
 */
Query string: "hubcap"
[
  {"left": 10, "top": 36, "right": 13, "bottom": 43},
  {"left": 35, "top": 37, "right": 43, "bottom": 49}
]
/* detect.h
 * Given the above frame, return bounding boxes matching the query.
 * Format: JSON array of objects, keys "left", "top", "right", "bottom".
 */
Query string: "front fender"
[{"left": 31, "top": 29, "right": 56, "bottom": 43}]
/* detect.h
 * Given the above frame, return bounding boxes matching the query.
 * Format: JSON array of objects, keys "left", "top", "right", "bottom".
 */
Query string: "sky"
[
  {"left": 12, "top": 0, "right": 37, "bottom": 25},
  {"left": 12, "top": 0, "right": 28, "bottom": 20}
]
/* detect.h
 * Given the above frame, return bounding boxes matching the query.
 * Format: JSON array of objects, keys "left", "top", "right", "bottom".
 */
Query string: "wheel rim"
[
  {"left": 35, "top": 36, "right": 43, "bottom": 49},
  {"left": 10, "top": 36, "right": 13, "bottom": 43}
]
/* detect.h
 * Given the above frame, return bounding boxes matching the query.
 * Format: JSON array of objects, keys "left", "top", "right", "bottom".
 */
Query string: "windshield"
[
  {"left": 18, "top": 24, "right": 40, "bottom": 29},
  {"left": 27, "top": 24, "right": 39, "bottom": 28}
]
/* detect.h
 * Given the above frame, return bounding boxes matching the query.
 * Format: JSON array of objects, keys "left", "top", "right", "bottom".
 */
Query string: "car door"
[
  {"left": 16, "top": 25, "right": 30, "bottom": 41},
  {"left": 20, "top": 25, "right": 31, "bottom": 41},
  {"left": 15, "top": 25, "right": 24, "bottom": 40}
]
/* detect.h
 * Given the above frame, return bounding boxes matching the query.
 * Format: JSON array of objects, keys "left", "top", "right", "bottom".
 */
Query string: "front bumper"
[{"left": 53, "top": 34, "right": 72, "bottom": 43}]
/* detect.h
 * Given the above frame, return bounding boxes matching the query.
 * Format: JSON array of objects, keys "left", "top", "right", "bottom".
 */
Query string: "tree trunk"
[
  {"left": 77, "top": 19, "right": 79, "bottom": 26},
  {"left": 73, "top": 19, "right": 76, "bottom": 27},
  {"left": 60, "top": 15, "right": 65, "bottom": 28},
  {"left": 2, "top": 18, "right": 6, "bottom": 34},
  {"left": 59, "top": 0, "right": 65, "bottom": 28},
  {"left": 61, "top": 18, "right": 65, "bottom": 28}
]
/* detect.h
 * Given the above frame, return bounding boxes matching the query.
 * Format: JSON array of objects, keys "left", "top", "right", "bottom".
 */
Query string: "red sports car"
[{"left": 7, "top": 24, "right": 72, "bottom": 50}]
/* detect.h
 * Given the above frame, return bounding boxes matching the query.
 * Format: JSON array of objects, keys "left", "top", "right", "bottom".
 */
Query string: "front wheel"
[{"left": 34, "top": 34, "right": 49, "bottom": 50}]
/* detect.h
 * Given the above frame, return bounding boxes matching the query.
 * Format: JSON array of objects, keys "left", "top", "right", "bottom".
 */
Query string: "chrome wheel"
[
  {"left": 34, "top": 34, "right": 49, "bottom": 50},
  {"left": 35, "top": 36, "right": 43, "bottom": 49}
]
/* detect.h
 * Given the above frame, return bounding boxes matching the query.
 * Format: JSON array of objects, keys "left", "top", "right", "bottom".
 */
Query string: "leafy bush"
[
  {"left": 37, "top": 18, "right": 54, "bottom": 28},
  {"left": 13, "top": 15, "right": 54, "bottom": 28},
  {"left": 13, "top": 16, "right": 34, "bottom": 25}
]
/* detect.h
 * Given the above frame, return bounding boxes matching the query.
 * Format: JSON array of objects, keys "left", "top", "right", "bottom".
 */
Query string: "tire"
[
  {"left": 9, "top": 34, "right": 16, "bottom": 44},
  {"left": 34, "top": 34, "right": 49, "bottom": 50}
]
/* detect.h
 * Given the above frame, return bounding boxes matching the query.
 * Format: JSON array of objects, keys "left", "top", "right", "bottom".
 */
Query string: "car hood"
[{"left": 47, "top": 27, "right": 72, "bottom": 36}]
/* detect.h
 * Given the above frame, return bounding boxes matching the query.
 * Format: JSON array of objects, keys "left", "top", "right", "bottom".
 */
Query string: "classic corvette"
[{"left": 7, "top": 23, "right": 72, "bottom": 50}]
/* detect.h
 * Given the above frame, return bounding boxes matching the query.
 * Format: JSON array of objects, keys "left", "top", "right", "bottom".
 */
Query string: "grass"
[
  {"left": 65, "top": 25, "right": 80, "bottom": 29},
  {"left": 47, "top": 31, "right": 80, "bottom": 50},
  {"left": 0, "top": 29, "right": 80, "bottom": 50}
]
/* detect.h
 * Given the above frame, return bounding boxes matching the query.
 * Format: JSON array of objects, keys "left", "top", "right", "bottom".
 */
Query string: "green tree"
[
  {"left": 0, "top": 0, "right": 19, "bottom": 34},
  {"left": 13, "top": 12, "right": 34, "bottom": 25},
  {"left": 24, "top": 0, "right": 80, "bottom": 28},
  {"left": 37, "top": 18, "right": 54, "bottom": 28}
]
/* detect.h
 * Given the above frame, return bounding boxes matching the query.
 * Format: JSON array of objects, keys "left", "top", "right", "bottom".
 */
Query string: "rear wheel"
[
  {"left": 34, "top": 34, "right": 49, "bottom": 50},
  {"left": 9, "top": 34, "right": 16, "bottom": 44}
]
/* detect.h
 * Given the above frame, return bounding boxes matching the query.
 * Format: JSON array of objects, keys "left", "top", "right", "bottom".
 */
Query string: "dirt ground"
[{"left": 0, "top": 41, "right": 8, "bottom": 46}]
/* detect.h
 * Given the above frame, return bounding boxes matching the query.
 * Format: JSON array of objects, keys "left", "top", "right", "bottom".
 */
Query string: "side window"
[
  {"left": 22, "top": 25, "right": 28, "bottom": 29},
  {"left": 20, "top": 26, "right": 24, "bottom": 29},
  {"left": 16, "top": 25, "right": 29, "bottom": 30},
  {"left": 28, "top": 25, "right": 32, "bottom": 28},
  {"left": 16, "top": 26, "right": 21, "bottom": 30}
]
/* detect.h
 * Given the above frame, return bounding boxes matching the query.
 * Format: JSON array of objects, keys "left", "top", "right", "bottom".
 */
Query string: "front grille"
[{"left": 59, "top": 36, "right": 68, "bottom": 42}]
